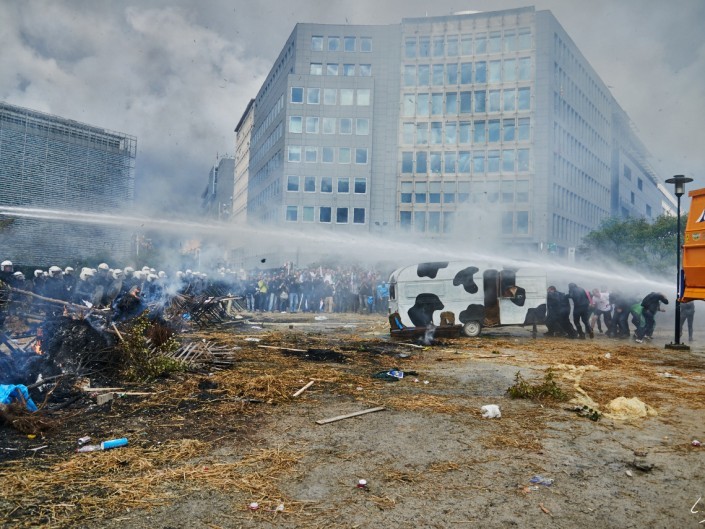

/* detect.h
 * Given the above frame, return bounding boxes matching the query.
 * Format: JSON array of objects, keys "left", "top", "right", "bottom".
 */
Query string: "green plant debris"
[
  {"left": 117, "top": 314, "right": 185, "bottom": 381},
  {"left": 506, "top": 369, "right": 569, "bottom": 402}
]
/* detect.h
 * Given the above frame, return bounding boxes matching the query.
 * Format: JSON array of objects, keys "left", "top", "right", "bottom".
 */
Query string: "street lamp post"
[{"left": 665, "top": 175, "right": 693, "bottom": 351}]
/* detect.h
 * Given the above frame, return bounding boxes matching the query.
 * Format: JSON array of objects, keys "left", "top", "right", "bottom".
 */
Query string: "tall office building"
[
  {"left": 0, "top": 102, "right": 136, "bottom": 265},
  {"left": 236, "top": 6, "right": 672, "bottom": 259}
]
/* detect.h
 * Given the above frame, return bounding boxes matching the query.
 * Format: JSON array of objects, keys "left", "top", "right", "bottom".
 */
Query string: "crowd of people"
[
  {"left": 0, "top": 258, "right": 697, "bottom": 343},
  {"left": 544, "top": 282, "right": 695, "bottom": 343},
  {"left": 0, "top": 259, "right": 391, "bottom": 323}
]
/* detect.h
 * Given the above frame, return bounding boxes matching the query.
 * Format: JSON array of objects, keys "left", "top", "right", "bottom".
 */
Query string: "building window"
[
  {"left": 287, "top": 175, "right": 299, "bottom": 191},
  {"left": 519, "top": 57, "right": 531, "bottom": 80},
  {"left": 340, "top": 89, "right": 354, "bottom": 105},
  {"left": 402, "top": 152, "right": 413, "bottom": 173},
  {"left": 638, "top": 178, "right": 643, "bottom": 190},
  {"left": 288, "top": 146, "right": 301, "bottom": 162},
  {"left": 357, "top": 89, "right": 371, "bottom": 106},
  {"left": 360, "top": 64, "right": 372, "bottom": 76},
  {"left": 488, "top": 150, "right": 500, "bottom": 172},
  {"left": 291, "top": 87, "right": 304, "bottom": 103},
  {"left": 310, "top": 63, "right": 323, "bottom": 75},
  {"left": 517, "top": 211, "right": 529, "bottom": 234},
  {"left": 326, "top": 63, "right": 339, "bottom": 75},
  {"left": 445, "top": 151, "right": 457, "bottom": 172},
  {"left": 328, "top": 36, "right": 340, "bottom": 51},
  {"left": 311, "top": 36, "right": 323, "bottom": 51},
  {"left": 518, "top": 87, "right": 531, "bottom": 110},
  {"left": 489, "top": 61, "right": 501, "bottom": 83},
  {"left": 360, "top": 37, "right": 372, "bottom": 52},
  {"left": 443, "top": 211, "right": 455, "bottom": 233},
  {"left": 356, "top": 118, "right": 369, "bottom": 135},
  {"left": 517, "top": 149, "right": 530, "bottom": 171},
  {"left": 320, "top": 206, "right": 332, "bottom": 223},
  {"left": 631, "top": 191, "right": 635, "bottom": 204},
  {"left": 447, "top": 36, "right": 458, "bottom": 56},
  {"left": 405, "top": 38, "right": 416, "bottom": 58},
  {"left": 474, "top": 120, "right": 486, "bottom": 143},
  {"left": 304, "top": 147, "right": 317, "bottom": 163},
  {"left": 519, "top": 28, "right": 532, "bottom": 49},
  {"left": 355, "top": 148, "right": 368, "bottom": 164},
  {"left": 419, "top": 36, "right": 430, "bottom": 57},
  {"left": 428, "top": 211, "right": 441, "bottom": 233},
  {"left": 339, "top": 147, "right": 351, "bottom": 163},
  {"left": 504, "top": 118, "right": 516, "bottom": 141},
  {"left": 417, "top": 122, "right": 428, "bottom": 144},
  {"left": 443, "top": 182, "right": 455, "bottom": 203},
  {"left": 305, "top": 117, "right": 319, "bottom": 134},
  {"left": 418, "top": 64, "right": 430, "bottom": 85},
  {"left": 322, "top": 147, "right": 334, "bottom": 163},
  {"left": 447, "top": 63, "right": 458, "bottom": 84},
  {"left": 354, "top": 178, "right": 367, "bottom": 194},
  {"left": 488, "top": 120, "right": 500, "bottom": 142},
  {"left": 416, "top": 151, "right": 427, "bottom": 173},
  {"left": 400, "top": 211, "right": 412, "bottom": 230},
  {"left": 516, "top": 180, "right": 529, "bottom": 202},
  {"left": 475, "top": 61, "right": 487, "bottom": 83},
  {"left": 304, "top": 176, "right": 316, "bottom": 192},
  {"left": 324, "top": 88, "right": 337, "bottom": 105},
  {"left": 353, "top": 208, "right": 365, "bottom": 224},
  {"left": 461, "top": 63, "right": 472, "bottom": 84},
  {"left": 414, "top": 211, "right": 426, "bottom": 232},
  {"left": 303, "top": 206, "right": 314, "bottom": 222},
  {"left": 433, "top": 36, "right": 445, "bottom": 57},
  {"left": 340, "top": 118, "right": 352, "bottom": 134},
  {"left": 502, "top": 211, "right": 514, "bottom": 234},
  {"left": 307, "top": 88, "right": 320, "bottom": 104},
  {"left": 624, "top": 166, "right": 632, "bottom": 180},
  {"left": 338, "top": 177, "right": 350, "bottom": 193},
  {"left": 321, "top": 176, "right": 333, "bottom": 193},
  {"left": 430, "top": 152, "right": 441, "bottom": 173},
  {"left": 401, "top": 181, "right": 413, "bottom": 203},
  {"left": 501, "top": 180, "right": 514, "bottom": 202},
  {"left": 286, "top": 206, "right": 298, "bottom": 222},
  {"left": 518, "top": 118, "right": 530, "bottom": 140},
  {"left": 343, "top": 64, "right": 355, "bottom": 76},
  {"left": 646, "top": 204, "right": 652, "bottom": 217},
  {"left": 344, "top": 36, "right": 356, "bottom": 52},
  {"left": 429, "top": 181, "right": 441, "bottom": 203},
  {"left": 289, "top": 116, "right": 302, "bottom": 133},
  {"left": 336, "top": 207, "right": 348, "bottom": 223},
  {"left": 503, "top": 150, "right": 515, "bottom": 172},
  {"left": 322, "top": 117, "right": 336, "bottom": 134}
]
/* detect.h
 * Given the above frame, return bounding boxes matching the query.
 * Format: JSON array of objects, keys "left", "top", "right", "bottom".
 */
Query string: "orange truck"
[{"left": 681, "top": 187, "right": 705, "bottom": 302}]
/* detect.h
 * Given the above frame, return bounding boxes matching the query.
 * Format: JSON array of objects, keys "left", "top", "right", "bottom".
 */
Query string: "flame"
[{"left": 34, "top": 328, "right": 44, "bottom": 355}]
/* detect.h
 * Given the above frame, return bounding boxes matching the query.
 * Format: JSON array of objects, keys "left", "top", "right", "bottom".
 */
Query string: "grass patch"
[{"left": 506, "top": 369, "right": 569, "bottom": 402}]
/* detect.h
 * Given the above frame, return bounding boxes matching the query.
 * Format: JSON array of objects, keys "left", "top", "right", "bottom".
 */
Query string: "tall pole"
[
  {"left": 665, "top": 175, "right": 692, "bottom": 351},
  {"left": 674, "top": 194, "right": 681, "bottom": 345}
]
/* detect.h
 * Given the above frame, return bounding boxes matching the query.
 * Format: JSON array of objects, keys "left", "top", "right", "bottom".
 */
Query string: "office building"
[
  {"left": 0, "top": 102, "right": 136, "bottom": 265},
  {"left": 235, "top": 6, "right": 672, "bottom": 258}
]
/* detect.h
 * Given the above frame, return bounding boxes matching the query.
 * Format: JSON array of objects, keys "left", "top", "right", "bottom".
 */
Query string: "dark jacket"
[{"left": 641, "top": 292, "right": 669, "bottom": 314}]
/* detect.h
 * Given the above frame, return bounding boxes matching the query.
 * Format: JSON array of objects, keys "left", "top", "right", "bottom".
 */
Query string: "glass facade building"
[
  {"left": 0, "top": 102, "right": 136, "bottom": 265},
  {"left": 236, "top": 7, "right": 672, "bottom": 256}
]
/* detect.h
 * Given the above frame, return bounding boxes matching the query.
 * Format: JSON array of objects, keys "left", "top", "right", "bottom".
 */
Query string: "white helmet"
[
  {"left": 1, "top": 260, "right": 12, "bottom": 270},
  {"left": 112, "top": 269, "right": 124, "bottom": 280},
  {"left": 13, "top": 271, "right": 25, "bottom": 281},
  {"left": 34, "top": 269, "right": 44, "bottom": 278},
  {"left": 176, "top": 271, "right": 184, "bottom": 278},
  {"left": 142, "top": 266, "right": 150, "bottom": 272},
  {"left": 147, "top": 273, "right": 158, "bottom": 282},
  {"left": 124, "top": 266, "right": 135, "bottom": 275},
  {"left": 49, "top": 265, "right": 63, "bottom": 277},
  {"left": 98, "top": 263, "right": 110, "bottom": 272},
  {"left": 158, "top": 271, "right": 166, "bottom": 279},
  {"left": 64, "top": 267, "right": 74, "bottom": 275}
]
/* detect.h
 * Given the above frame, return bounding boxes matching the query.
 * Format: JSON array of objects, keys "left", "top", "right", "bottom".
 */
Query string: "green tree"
[{"left": 578, "top": 214, "right": 685, "bottom": 275}]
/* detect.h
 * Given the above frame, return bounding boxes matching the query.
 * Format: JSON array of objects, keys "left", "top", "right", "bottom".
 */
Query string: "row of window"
[
  {"left": 287, "top": 146, "right": 369, "bottom": 165},
  {"left": 402, "top": 88, "right": 530, "bottom": 117},
  {"left": 404, "top": 29, "right": 532, "bottom": 59},
  {"left": 291, "top": 87, "right": 371, "bottom": 106},
  {"left": 399, "top": 209, "right": 530, "bottom": 235},
  {"left": 403, "top": 58, "right": 531, "bottom": 86},
  {"left": 400, "top": 179, "right": 530, "bottom": 205},
  {"left": 286, "top": 205, "right": 367, "bottom": 224},
  {"left": 287, "top": 175, "right": 367, "bottom": 194},
  {"left": 402, "top": 118, "right": 531, "bottom": 145},
  {"left": 311, "top": 36, "right": 372, "bottom": 53},
  {"left": 289, "top": 116, "right": 369, "bottom": 135},
  {"left": 401, "top": 149, "right": 530, "bottom": 174},
  {"left": 310, "top": 63, "right": 372, "bottom": 76}
]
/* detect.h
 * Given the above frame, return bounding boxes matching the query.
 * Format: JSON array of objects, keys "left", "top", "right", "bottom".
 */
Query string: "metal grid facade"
[{"left": 0, "top": 102, "right": 136, "bottom": 266}]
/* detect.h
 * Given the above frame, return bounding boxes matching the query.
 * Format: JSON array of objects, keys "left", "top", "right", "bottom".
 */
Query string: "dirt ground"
[{"left": 1, "top": 312, "right": 704, "bottom": 529}]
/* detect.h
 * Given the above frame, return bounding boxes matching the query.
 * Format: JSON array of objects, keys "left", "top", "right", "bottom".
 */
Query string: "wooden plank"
[
  {"left": 257, "top": 345, "right": 308, "bottom": 352},
  {"left": 292, "top": 380, "right": 314, "bottom": 397},
  {"left": 316, "top": 407, "right": 386, "bottom": 425}
]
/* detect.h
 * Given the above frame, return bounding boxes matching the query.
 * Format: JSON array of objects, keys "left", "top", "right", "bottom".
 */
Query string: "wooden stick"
[
  {"left": 292, "top": 380, "right": 314, "bottom": 397},
  {"left": 257, "top": 345, "right": 307, "bottom": 352},
  {"left": 111, "top": 323, "right": 125, "bottom": 342},
  {"left": 316, "top": 406, "right": 386, "bottom": 425}
]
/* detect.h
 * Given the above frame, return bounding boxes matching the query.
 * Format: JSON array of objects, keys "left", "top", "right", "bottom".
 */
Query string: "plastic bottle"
[{"left": 76, "top": 438, "right": 128, "bottom": 452}]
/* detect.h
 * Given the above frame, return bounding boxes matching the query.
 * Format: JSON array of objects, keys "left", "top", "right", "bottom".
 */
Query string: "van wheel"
[{"left": 462, "top": 321, "right": 482, "bottom": 337}]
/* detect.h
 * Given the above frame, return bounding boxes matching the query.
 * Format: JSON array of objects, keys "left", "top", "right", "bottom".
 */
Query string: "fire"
[{"left": 34, "top": 328, "right": 44, "bottom": 355}]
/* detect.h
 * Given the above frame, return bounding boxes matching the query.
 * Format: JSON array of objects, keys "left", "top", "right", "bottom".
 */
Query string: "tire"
[{"left": 462, "top": 320, "right": 482, "bottom": 337}]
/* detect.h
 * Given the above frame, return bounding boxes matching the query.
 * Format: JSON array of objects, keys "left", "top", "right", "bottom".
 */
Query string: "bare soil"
[{"left": 2, "top": 313, "right": 704, "bottom": 528}]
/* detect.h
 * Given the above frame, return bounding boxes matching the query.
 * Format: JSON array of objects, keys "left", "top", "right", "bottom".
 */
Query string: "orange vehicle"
[{"left": 681, "top": 187, "right": 705, "bottom": 302}]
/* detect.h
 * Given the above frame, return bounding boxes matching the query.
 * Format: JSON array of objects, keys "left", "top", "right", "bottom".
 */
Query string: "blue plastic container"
[{"left": 101, "top": 438, "right": 128, "bottom": 450}]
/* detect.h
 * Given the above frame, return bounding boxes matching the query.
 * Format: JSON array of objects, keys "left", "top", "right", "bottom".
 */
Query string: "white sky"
[{"left": 1, "top": 0, "right": 703, "bottom": 213}]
